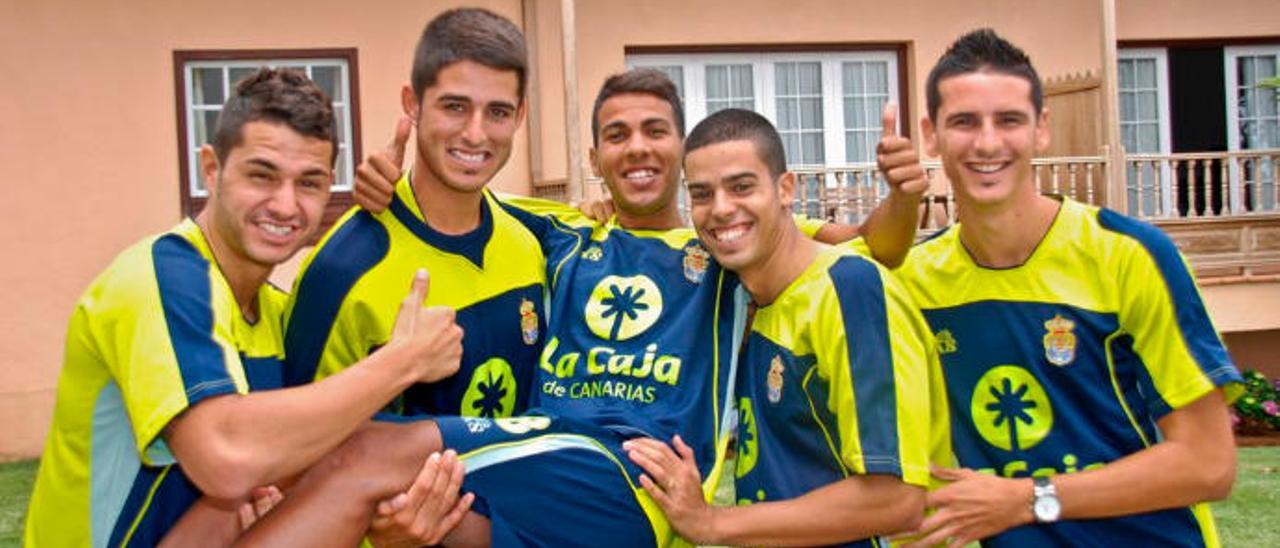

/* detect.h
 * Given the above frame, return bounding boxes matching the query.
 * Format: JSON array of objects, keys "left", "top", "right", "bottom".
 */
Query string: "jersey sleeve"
[
  {"left": 816, "top": 256, "right": 942, "bottom": 488},
  {"left": 99, "top": 236, "right": 247, "bottom": 465},
  {"left": 283, "top": 211, "right": 391, "bottom": 387},
  {"left": 794, "top": 214, "right": 828, "bottom": 238},
  {"left": 497, "top": 193, "right": 599, "bottom": 229},
  {"left": 1110, "top": 216, "right": 1244, "bottom": 418}
]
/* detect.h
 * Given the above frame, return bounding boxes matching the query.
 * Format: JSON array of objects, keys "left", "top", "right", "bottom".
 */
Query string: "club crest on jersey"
[
  {"left": 766, "top": 355, "right": 785, "bottom": 403},
  {"left": 520, "top": 298, "right": 539, "bottom": 345},
  {"left": 935, "top": 329, "right": 957, "bottom": 355},
  {"left": 581, "top": 244, "right": 604, "bottom": 262},
  {"left": 683, "top": 243, "right": 710, "bottom": 283},
  {"left": 1043, "top": 314, "right": 1077, "bottom": 366}
]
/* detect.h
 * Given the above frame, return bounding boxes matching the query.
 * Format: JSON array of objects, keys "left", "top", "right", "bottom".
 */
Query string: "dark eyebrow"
[
  {"left": 246, "top": 158, "right": 279, "bottom": 171},
  {"left": 436, "top": 94, "right": 473, "bottom": 105},
  {"left": 486, "top": 100, "right": 519, "bottom": 111},
  {"left": 600, "top": 120, "right": 629, "bottom": 134},
  {"left": 722, "top": 171, "right": 757, "bottom": 184},
  {"left": 641, "top": 117, "right": 673, "bottom": 129}
]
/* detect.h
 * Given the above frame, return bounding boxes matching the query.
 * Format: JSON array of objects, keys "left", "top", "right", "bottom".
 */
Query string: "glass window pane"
[
  {"left": 191, "top": 149, "right": 206, "bottom": 194},
  {"left": 333, "top": 104, "right": 348, "bottom": 145},
  {"left": 782, "top": 133, "right": 800, "bottom": 162},
  {"left": 734, "top": 66, "right": 754, "bottom": 98},
  {"left": 1119, "top": 60, "right": 1135, "bottom": 88},
  {"left": 776, "top": 63, "right": 796, "bottom": 94},
  {"left": 194, "top": 109, "right": 221, "bottom": 146},
  {"left": 800, "top": 98, "right": 822, "bottom": 129},
  {"left": 777, "top": 99, "right": 796, "bottom": 129},
  {"left": 1138, "top": 92, "right": 1157, "bottom": 120},
  {"left": 1121, "top": 124, "right": 1137, "bottom": 150},
  {"left": 868, "top": 97, "right": 887, "bottom": 131},
  {"left": 312, "top": 65, "right": 342, "bottom": 101},
  {"left": 229, "top": 66, "right": 258, "bottom": 87},
  {"left": 1120, "top": 92, "right": 1136, "bottom": 121},
  {"left": 868, "top": 62, "right": 887, "bottom": 92},
  {"left": 1139, "top": 124, "right": 1159, "bottom": 152},
  {"left": 843, "top": 63, "right": 863, "bottom": 95},
  {"left": 797, "top": 63, "right": 821, "bottom": 93},
  {"left": 707, "top": 65, "right": 728, "bottom": 98},
  {"left": 1135, "top": 59, "right": 1156, "bottom": 87},
  {"left": 802, "top": 133, "right": 824, "bottom": 164},
  {"left": 334, "top": 147, "right": 349, "bottom": 189},
  {"left": 192, "top": 67, "right": 224, "bottom": 105}
]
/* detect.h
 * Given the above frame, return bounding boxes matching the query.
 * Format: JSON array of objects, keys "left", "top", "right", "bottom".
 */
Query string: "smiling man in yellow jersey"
[
  {"left": 621, "top": 107, "right": 950, "bottom": 547},
  {"left": 24, "top": 68, "right": 463, "bottom": 547},
  {"left": 885, "top": 29, "right": 1243, "bottom": 547}
]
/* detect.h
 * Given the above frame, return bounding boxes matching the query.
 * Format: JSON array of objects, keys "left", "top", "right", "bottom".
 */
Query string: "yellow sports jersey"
[
  {"left": 894, "top": 197, "right": 1243, "bottom": 547},
  {"left": 26, "top": 219, "right": 286, "bottom": 547},
  {"left": 283, "top": 174, "right": 546, "bottom": 417},
  {"left": 733, "top": 245, "right": 950, "bottom": 547}
]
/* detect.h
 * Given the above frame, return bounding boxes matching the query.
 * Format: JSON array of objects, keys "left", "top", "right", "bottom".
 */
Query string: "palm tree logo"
[
  {"left": 971, "top": 365, "right": 1053, "bottom": 452},
  {"left": 462, "top": 358, "right": 517, "bottom": 418},
  {"left": 584, "top": 275, "right": 663, "bottom": 341},
  {"left": 735, "top": 397, "right": 760, "bottom": 478}
]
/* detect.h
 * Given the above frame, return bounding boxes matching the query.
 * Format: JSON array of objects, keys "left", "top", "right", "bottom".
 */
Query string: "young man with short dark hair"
[
  {"left": 889, "top": 29, "right": 1241, "bottom": 547},
  {"left": 24, "top": 67, "right": 463, "bottom": 547},
  {"left": 623, "top": 108, "right": 949, "bottom": 546}
]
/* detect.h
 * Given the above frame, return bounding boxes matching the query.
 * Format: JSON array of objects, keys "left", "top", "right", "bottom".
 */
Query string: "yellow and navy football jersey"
[
  {"left": 284, "top": 174, "right": 546, "bottom": 418},
  {"left": 732, "top": 245, "right": 949, "bottom": 548},
  {"left": 496, "top": 195, "right": 750, "bottom": 492},
  {"left": 895, "top": 197, "right": 1243, "bottom": 547},
  {"left": 26, "top": 219, "right": 286, "bottom": 547}
]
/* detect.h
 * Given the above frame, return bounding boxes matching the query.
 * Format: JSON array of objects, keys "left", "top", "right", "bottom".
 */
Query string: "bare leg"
[{"left": 236, "top": 420, "right": 443, "bottom": 546}]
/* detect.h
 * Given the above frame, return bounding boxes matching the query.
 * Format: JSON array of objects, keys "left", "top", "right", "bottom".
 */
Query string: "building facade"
[{"left": 1, "top": 0, "right": 1277, "bottom": 459}]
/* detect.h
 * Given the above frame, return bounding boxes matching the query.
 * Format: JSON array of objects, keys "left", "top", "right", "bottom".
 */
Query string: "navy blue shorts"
[{"left": 436, "top": 412, "right": 672, "bottom": 547}]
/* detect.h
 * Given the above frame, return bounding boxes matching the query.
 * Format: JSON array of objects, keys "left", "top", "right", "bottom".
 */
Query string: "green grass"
[
  {"left": 0, "top": 460, "right": 36, "bottom": 547},
  {"left": 2, "top": 448, "right": 1278, "bottom": 546}
]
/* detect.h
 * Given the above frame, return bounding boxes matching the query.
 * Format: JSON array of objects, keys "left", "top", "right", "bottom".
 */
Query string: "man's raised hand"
[
  {"left": 388, "top": 269, "right": 463, "bottom": 383},
  {"left": 355, "top": 116, "right": 412, "bottom": 213},
  {"left": 876, "top": 102, "right": 928, "bottom": 197}
]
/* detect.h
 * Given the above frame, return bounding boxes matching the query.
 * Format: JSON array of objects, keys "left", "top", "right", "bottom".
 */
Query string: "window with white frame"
[
  {"left": 1226, "top": 46, "right": 1279, "bottom": 212},
  {"left": 628, "top": 50, "right": 901, "bottom": 169},
  {"left": 1118, "top": 49, "right": 1172, "bottom": 217},
  {"left": 175, "top": 50, "right": 360, "bottom": 219}
]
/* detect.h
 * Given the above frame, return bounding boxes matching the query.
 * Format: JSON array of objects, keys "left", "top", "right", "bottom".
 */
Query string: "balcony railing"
[{"left": 532, "top": 149, "right": 1280, "bottom": 279}]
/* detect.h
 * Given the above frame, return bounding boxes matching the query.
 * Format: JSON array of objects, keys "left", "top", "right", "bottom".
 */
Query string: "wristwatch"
[{"left": 1031, "top": 476, "right": 1061, "bottom": 523}]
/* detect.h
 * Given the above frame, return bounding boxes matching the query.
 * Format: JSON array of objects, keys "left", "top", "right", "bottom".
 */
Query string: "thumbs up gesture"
[
  {"left": 355, "top": 116, "right": 413, "bottom": 213},
  {"left": 388, "top": 269, "right": 464, "bottom": 383},
  {"left": 876, "top": 102, "right": 927, "bottom": 198}
]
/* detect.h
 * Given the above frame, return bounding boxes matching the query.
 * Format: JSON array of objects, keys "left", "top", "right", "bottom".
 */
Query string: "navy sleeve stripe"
[
  {"left": 152, "top": 235, "right": 237, "bottom": 405},
  {"left": 1096, "top": 208, "right": 1238, "bottom": 383},
  {"left": 283, "top": 212, "right": 390, "bottom": 387},
  {"left": 828, "top": 256, "right": 902, "bottom": 475}
]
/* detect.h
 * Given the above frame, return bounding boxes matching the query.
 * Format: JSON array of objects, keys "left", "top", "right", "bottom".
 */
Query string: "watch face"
[{"left": 1034, "top": 495, "right": 1062, "bottom": 522}]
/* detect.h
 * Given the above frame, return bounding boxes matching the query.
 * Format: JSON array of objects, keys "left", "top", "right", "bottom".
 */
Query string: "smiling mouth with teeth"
[
  {"left": 450, "top": 149, "right": 488, "bottom": 164},
  {"left": 967, "top": 162, "right": 1009, "bottom": 174},
  {"left": 623, "top": 168, "right": 658, "bottom": 182},
  {"left": 258, "top": 222, "right": 295, "bottom": 237},
  {"left": 712, "top": 224, "right": 750, "bottom": 243}
]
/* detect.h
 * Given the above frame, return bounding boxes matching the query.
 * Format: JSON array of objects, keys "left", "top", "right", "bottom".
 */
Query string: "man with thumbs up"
[
  {"left": 282, "top": 7, "right": 546, "bottom": 422},
  {"left": 24, "top": 68, "right": 465, "bottom": 547}
]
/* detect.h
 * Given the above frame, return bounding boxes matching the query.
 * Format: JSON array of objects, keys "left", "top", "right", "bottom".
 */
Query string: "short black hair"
[
  {"left": 212, "top": 67, "right": 337, "bottom": 166},
  {"left": 411, "top": 8, "right": 528, "bottom": 101},
  {"left": 591, "top": 68, "right": 685, "bottom": 146},
  {"left": 926, "top": 28, "right": 1043, "bottom": 121},
  {"left": 684, "top": 108, "right": 786, "bottom": 180}
]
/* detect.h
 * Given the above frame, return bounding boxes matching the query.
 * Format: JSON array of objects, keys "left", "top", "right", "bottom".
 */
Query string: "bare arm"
[
  {"left": 861, "top": 102, "right": 926, "bottom": 268},
  {"left": 908, "top": 389, "right": 1235, "bottom": 547},
  {"left": 626, "top": 436, "right": 923, "bottom": 546},
  {"left": 166, "top": 270, "right": 463, "bottom": 501}
]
